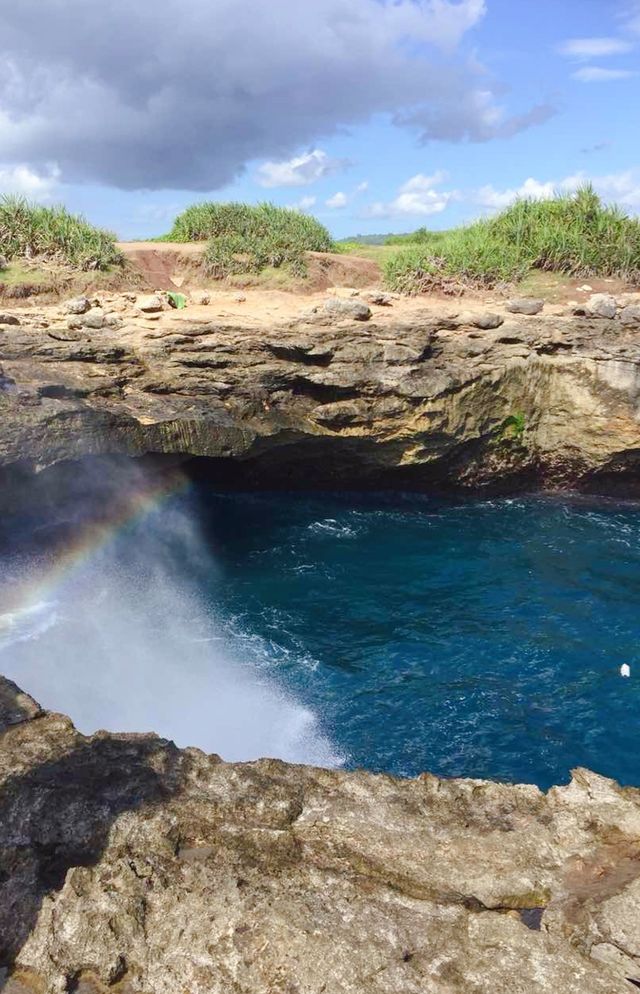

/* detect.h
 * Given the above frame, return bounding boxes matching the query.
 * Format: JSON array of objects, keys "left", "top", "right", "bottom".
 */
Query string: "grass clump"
[
  {"left": 163, "top": 201, "right": 334, "bottom": 278},
  {"left": 385, "top": 186, "right": 640, "bottom": 294},
  {"left": 0, "top": 195, "right": 122, "bottom": 271}
]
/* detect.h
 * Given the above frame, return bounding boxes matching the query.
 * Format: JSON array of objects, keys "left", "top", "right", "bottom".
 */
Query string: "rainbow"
[{"left": 0, "top": 466, "right": 191, "bottom": 625}]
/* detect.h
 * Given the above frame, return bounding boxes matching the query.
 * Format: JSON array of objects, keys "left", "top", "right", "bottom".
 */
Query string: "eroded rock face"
[
  {"left": 1, "top": 298, "right": 640, "bottom": 493},
  {"left": 0, "top": 676, "right": 638, "bottom": 993}
]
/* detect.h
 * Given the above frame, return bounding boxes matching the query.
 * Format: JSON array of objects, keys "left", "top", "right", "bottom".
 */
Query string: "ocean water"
[{"left": 1, "top": 486, "right": 640, "bottom": 790}]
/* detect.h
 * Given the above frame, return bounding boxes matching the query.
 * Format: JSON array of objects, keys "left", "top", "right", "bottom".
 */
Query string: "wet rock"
[
  {"left": 323, "top": 297, "right": 372, "bottom": 321},
  {"left": 506, "top": 298, "right": 544, "bottom": 315}
]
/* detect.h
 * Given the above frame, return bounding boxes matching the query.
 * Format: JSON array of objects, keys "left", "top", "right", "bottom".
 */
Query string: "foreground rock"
[
  {"left": 2, "top": 293, "right": 640, "bottom": 494},
  {"left": 0, "top": 675, "right": 638, "bottom": 993}
]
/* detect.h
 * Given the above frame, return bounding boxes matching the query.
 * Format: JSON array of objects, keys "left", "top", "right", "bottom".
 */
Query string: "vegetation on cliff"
[
  {"left": 162, "top": 201, "right": 335, "bottom": 277},
  {"left": 0, "top": 195, "right": 123, "bottom": 271},
  {"left": 385, "top": 187, "right": 640, "bottom": 293}
]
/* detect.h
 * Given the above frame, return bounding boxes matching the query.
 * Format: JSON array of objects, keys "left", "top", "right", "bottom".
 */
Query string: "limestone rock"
[
  {"left": 190, "top": 290, "right": 211, "bottom": 306},
  {"left": 457, "top": 311, "right": 504, "bottom": 330},
  {"left": 137, "top": 294, "right": 164, "bottom": 313},
  {"left": 506, "top": 298, "right": 544, "bottom": 315},
  {"left": 81, "top": 308, "right": 107, "bottom": 330},
  {"left": 576, "top": 293, "right": 617, "bottom": 319},
  {"left": 2, "top": 297, "right": 640, "bottom": 494},
  {"left": 363, "top": 290, "right": 393, "bottom": 306},
  {"left": 619, "top": 305, "right": 640, "bottom": 326},
  {"left": 323, "top": 297, "right": 372, "bottom": 321},
  {"left": 64, "top": 297, "right": 91, "bottom": 315},
  {"left": 0, "top": 679, "right": 636, "bottom": 993},
  {"left": 0, "top": 313, "right": 20, "bottom": 326}
]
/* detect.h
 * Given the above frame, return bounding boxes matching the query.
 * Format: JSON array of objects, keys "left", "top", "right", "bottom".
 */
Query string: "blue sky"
[{"left": 1, "top": 0, "right": 639, "bottom": 239}]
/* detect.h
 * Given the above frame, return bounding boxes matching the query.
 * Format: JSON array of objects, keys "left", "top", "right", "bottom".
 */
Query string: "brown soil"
[{"left": 116, "top": 243, "right": 382, "bottom": 293}]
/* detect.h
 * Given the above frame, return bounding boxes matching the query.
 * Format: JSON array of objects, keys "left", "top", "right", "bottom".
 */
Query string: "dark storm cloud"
[{"left": 0, "top": 0, "right": 553, "bottom": 191}]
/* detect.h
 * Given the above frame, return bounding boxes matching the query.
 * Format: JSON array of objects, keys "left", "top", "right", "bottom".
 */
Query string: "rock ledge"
[{"left": 0, "top": 676, "right": 639, "bottom": 993}]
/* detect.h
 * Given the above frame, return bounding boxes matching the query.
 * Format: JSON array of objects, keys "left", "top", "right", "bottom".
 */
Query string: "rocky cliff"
[
  {"left": 1, "top": 291, "right": 640, "bottom": 496},
  {"left": 0, "top": 675, "right": 638, "bottom": 993},
  {"left": 2, "top": 292, "right": 640, "bottom": 992}
]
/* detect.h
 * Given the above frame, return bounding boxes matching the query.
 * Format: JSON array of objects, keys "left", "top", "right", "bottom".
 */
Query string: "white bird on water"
[{"left": 621, "top": 664, "right": 631, "bottom": 678}]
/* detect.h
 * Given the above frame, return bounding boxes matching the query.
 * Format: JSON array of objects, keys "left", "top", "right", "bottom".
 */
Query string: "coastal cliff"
[
  {"left": 0, "top": 674, "right": 639, "bottom": 993},
  {"left": 1, "top": 291, "right": 640, "bottom": 495}
]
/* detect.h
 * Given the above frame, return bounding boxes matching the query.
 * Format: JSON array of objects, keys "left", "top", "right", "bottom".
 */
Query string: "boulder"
[
  {"left": 576, "top": 294, "right": 617, "bottom": 319},
  {"left": 82, "top": 309, "right": 107, "bottom": 330},
  {"left": 138, "top": 294, "right": 165, "bottom": 313},
  {"left": 506, "top": 298, "right": 544, "bottom": 316},
  {"left": 0, "top": 313, "right": 20, "bottom": 326},
  {"left": 461, "top": 311, "right": 504, "bottom": 330},
  {"left": 619, "top": 305, "right": 640, "bottom": 327},
  {"left": 191, "top": 290, "right": 211, "bottom": 306},
  {"left": 65, "top": 296, "right": 91, "bottom": 315},
  {"left": 323, "top": 298, "right": 372, "bottom": 322},
  {"left": 363, "top": 290, "right": 393, "bottom": 306}
]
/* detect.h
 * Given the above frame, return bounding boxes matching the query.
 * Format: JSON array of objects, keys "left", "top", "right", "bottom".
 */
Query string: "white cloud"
[
  {"left": 590, "top": 169, "right": 640, "bottom": 208},
  {"left": 287, "top": 195, "right": 317, "bottom": 212},
  {"left": 0, "top": 163, "right": 60, "bottom": 200},
  {"left": 0, "top": 0, "right": 554, "bottom": 191},
  {"left": 475, "top": 177, "right": 557, "bottom": 209},
  {"left": 326, "top": 191, "right": 348, "bottom": 209},
  {"left": 324, "top": 182, "right": 370, "bottom": 210},
  {"left": 474, "top": 170, "right": 640, "bottom": 212},
  {"left": 557, "top": 37, "right": 633, "bottom": 59},
  {"left": 623, "top": 2, "right": 640, "bottom": 34},
  {"left": 365, "top": 171, "right": 457, "bottom": 218},
  {"left": 572, "top": 66, "right": 637, "bottom": 82},
  {"left": 257, "top": 150, "right": 347, "bottom": 188}
]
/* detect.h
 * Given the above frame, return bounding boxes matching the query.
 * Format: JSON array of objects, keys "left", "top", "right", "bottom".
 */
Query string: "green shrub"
[
  {"left": 385, "top": 186, "right": 640, "bottom": 293},
  {"left": 0, "top": 195, "right": 122, "bottom": 271},
  {"left": 384, "top": 227, "right": 450, "bottom": 247},
  {"left": 163, "top": 201, "right": 334, "bottom": 278}
]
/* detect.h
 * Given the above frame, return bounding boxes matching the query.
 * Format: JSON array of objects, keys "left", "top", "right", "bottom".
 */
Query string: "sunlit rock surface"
[
  {"left": 0, "top": 676, "right": 639, "bottom": 993},
  {"left": 1, "top": 297, "right": 640, "bottom": 493}
]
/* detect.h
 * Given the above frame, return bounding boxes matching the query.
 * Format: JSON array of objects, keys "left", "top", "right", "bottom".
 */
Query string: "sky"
[{"left": 0, "top": 0, "right": 639, "bottom": 239}]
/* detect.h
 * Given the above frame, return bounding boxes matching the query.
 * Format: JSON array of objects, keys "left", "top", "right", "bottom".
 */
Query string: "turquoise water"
[
  {"left": 193, "top": 490, "right": 640, "bottom": 790},
  {"left": 1, "top": 487, "right": 640, "bottom": 789}
]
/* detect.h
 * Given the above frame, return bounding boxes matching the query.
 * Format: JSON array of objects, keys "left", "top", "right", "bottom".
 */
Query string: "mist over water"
[
  {"left": 0, "top": 465, "right": 340, "bottom": 767},
  {"left": 2, "top": 463, "right": 640, "bottom": 789}
]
